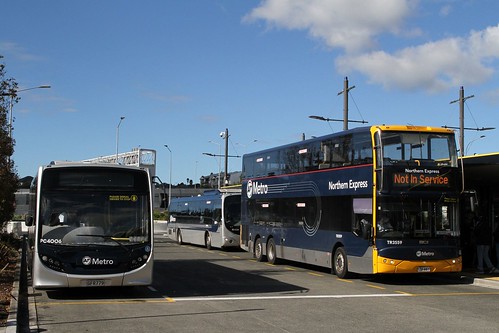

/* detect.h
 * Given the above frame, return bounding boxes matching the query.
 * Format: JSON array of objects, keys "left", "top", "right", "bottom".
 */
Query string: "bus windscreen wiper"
[{"left": 76, "top": 234, "right": 131, "bottom": 254}]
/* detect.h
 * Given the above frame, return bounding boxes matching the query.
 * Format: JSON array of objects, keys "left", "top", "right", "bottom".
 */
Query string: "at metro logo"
[
  {"left": 246, "top": 180, "right": 268, "bottom": 199},
  {"left": 82, "top": 256, "right": 114, "bottom": 266}
]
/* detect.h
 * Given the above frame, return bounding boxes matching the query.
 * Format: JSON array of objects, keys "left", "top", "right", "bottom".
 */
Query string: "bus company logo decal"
[
  {"left": 246, "top": 180, "right": 268, "bottom": 199},
  {"left": 82, "top": 256, "right": 114, "bottom": 266},
  {"left": 416, "top": 250, "right": 435, "bottom": 257}
]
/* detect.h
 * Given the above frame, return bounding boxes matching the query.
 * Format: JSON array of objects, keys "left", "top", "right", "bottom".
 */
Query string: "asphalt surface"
[{"left": 4, "top": 234, "right": 499, "bottom": 333}]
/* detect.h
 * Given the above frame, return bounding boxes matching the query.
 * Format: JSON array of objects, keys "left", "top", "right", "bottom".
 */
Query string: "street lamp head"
[
  {"left": 4, "top": 84, "right": 51, "bottom": 139},
  {"left": 309, "top": 115, "right": 327, "bottom": 121},
  {"left": 120, "top": 116, "right": 125, "bottom": 120},
  {"left": 2, "top": 84, "right": 51, "bottom": 96}
]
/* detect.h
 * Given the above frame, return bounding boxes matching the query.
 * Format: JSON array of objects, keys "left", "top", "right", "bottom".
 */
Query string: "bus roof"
[
  {"left": 45, "top": 161, "right": 148, "bottom": 172},
  {"left": 243, "top": 124, "right": 455, "bottom": 157},
  {"left": 170, "top": 188, "right": 241, "bottom": 203}
]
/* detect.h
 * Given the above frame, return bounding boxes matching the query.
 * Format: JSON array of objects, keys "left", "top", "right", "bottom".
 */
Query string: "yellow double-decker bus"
[{"left": 241, "top": 125, "right": 462, "bottom": 278}]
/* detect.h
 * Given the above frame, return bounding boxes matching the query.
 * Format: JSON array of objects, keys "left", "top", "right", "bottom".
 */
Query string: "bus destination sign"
[{"left": 393, "top": 168, "right": 451, "bottom": 188}]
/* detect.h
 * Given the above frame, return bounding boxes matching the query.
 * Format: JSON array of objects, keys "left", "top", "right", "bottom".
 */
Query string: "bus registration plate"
[
  {"left": 417, "top": 266, "right": 431, "bottom": 273},
  {"left": 82, "top": 279, "right": 107, "bottom": 287}
]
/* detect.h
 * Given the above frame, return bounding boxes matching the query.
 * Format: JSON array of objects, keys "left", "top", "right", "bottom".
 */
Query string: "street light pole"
[
  {"left": 115, "top": 116, "right": 125, "bottom": 163},
  {"left": 465, "top": 135, "right": 485, "bottom": 155},
  {"left": 221, "top": 128, "right": 229, "bottom": 185},
  {"left": 1, "top": 85, "right": 51, "bottom": 139},
  {"left": 164, "top": 145, "right": 172, "bottom": 207}
]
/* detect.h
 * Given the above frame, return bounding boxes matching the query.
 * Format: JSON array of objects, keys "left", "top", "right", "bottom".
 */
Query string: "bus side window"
[
  {"left": 331, "top": 142, "right": 348, "bottom": 167},
  {"left": 319, "top": 141, "right": 331, "bottom": 169}
]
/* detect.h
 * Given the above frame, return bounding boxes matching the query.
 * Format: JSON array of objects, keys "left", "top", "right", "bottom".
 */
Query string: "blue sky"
[{"left": 2, "top": 0, "right": 499, "bottom": 184}]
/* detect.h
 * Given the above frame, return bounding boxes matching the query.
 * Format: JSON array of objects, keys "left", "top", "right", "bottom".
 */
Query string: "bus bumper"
[{"left": 375, "top": 256, "right": 462, "bottom": 274}]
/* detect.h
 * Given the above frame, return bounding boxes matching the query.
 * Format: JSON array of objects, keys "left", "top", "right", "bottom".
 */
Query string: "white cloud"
[
  {"left": 0, "top": 42, "right": 44, "bottom": 62},
  {"left": 439, "top": 5, "right": 452, "bottom": 17},
  {"left": 483, "top": 88, "right": 499, "bottom": 106},
  {"left": 336, "top": 25, "right": 499, "bottom": 92},
  {"left": 244, "top": 0, "right": 416, "bottom": 53},
  {"left": 245, "top": 1, "right": 499, "bottom": 93}
]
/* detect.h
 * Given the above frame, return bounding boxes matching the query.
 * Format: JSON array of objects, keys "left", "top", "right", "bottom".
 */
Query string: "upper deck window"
[
  {"left": 379, "top": 132, "right": 457, "bottom": 168},
  {"left": 242, "top": 130, "right": 373, "bottom": 179}
]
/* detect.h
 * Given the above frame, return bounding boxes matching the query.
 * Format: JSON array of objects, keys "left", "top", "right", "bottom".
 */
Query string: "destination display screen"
[{"left": 389, "top": 167, "right": 454, "bottom": 189}]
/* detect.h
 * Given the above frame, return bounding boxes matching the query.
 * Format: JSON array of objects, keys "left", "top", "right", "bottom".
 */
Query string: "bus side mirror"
[
  {"left": 463, "top": 190, "right": 478, "bottom": 213},
  {"left": 353, "top": 218, "right": 372, "bottom": 240},
  {"left": 469, "top": 196, "right": 477, "bottom": 212},
  {"left": 25, "top": 215, "right": 34, "bottom": 227}
]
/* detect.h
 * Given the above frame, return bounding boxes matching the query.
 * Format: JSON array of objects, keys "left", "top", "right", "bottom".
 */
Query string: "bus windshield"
[
  {"left": 224, "top": 195, "right": 241, "bottom": 233},
  {"left": 39, "top": 191, "right": 150, "bottom": 246},
  {"left": 379, "top": 131, "right": 457, "bottom": 167},
  {"left": 376, "top": 196, "right": 460, "bottom": 239}
]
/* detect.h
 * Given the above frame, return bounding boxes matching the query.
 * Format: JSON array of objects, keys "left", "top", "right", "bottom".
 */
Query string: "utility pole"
[
  {"left": 338, "top": 77, "right": 355, "bottom": 130},
  {"left": 310, "top": 77, "right": 367, "bottom": 129},
  {"left": 450, "top": 86, "right": 474, "bottom": 157},
  {"left": 203, "top": 128, "right": 240, "bottom": 188},
  {"left": 223, "top": 128, "right": 229, "bottom": 185}
]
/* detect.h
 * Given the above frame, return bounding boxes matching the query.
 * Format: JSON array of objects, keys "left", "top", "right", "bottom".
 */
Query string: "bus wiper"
[{"left": 76, "top": 234, "right": 131, "bottom": 254}]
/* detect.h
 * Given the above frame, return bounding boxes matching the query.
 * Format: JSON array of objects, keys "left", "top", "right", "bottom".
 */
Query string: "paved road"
[{"left": 32, "top": 236, "right": 499, "bottom": 333}]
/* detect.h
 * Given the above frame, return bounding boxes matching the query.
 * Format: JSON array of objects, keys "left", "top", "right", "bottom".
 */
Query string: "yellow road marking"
[{"left": 366, "top": 284, "right": 386, "bottom": 290}]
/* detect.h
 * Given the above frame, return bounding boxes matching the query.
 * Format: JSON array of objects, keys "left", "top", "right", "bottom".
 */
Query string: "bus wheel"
[
  {"left": 205, "top": 232, "right": 212, "bottom": 250},
  {"left": 254, "top": 237, "right": 264, "bottom": 262},
  {"left": 267, "top": 238, "right": 278, "bottom": 265},
  {"left": 333, "top": 247, "right": 348, "bottom": 279},
  {"left": 177, "top": 229, "right": 183, "bottom": 245}
]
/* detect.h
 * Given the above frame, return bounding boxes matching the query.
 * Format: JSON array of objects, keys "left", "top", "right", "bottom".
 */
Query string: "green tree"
[{"left": 0, "top": 57, "right": 19, "bottom": 227}]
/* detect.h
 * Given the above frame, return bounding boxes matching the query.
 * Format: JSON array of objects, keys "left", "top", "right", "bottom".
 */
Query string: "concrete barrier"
[
  {"left": 5, "top": 221, "right": 27, "bottom": 238},
  {"left": 154, "top": 220, "right": 169, "bottom": 235}
]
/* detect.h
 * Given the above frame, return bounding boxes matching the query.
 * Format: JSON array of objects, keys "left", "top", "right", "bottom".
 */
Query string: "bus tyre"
[
  {"left": 205, "top": 232, "right": 212, "bottom": 250},
  {"left": 254, "top": 238, "right": 264, "bottom": 262},
  {"left": 333, "top": 247, "right": 348, "bottom": 279},
  {"left": 177, "top": 229, "right": 183, "bottom": 245},
  {"left": 267, "top": 238, "right": 278, "bottom": 265}
]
